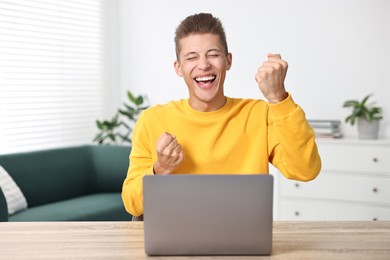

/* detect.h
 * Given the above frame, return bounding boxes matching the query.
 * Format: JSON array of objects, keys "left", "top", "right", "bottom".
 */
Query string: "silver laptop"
[{"left": 143, "top": 174, "right": 273, "bottom": 256}]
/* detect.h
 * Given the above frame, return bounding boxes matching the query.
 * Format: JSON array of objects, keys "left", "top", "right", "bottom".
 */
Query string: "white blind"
[{"left": 0, "top": 0, "right": 105, "bottom": 155}]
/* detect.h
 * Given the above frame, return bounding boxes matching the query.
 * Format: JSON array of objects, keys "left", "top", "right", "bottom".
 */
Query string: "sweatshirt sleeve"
[
  {"left": 121, "top": 111, "right": 154, "bottom": 217},
  {"left": 267, "top": 93, "right": 321, "bottom": 181}
]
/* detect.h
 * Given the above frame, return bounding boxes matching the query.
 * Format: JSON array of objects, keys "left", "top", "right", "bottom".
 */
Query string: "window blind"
[{"left": 0, "top": 0, "right": 105, "bottom": 155}]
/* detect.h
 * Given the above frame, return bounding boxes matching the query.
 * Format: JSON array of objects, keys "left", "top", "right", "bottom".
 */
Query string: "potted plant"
[
  {"left": 94, "top": 91, "right": 149, "bottom": 145},
  {"left": 343, "top": 94, "right": 383, "bottom": 139}
]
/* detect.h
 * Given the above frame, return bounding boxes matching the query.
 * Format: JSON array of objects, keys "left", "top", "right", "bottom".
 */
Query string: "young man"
[{"left": 122, "top": 13, "right": 321, "bottom": 217}]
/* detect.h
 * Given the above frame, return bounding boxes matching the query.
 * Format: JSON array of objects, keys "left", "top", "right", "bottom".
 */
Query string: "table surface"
[{"left": 0, "top": 221, "right": 390, "bottom": 259}]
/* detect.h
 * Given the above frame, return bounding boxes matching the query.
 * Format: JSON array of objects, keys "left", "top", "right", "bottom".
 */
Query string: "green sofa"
[{"left": 0, "top": 145, "right": 132, "bottom": 222}]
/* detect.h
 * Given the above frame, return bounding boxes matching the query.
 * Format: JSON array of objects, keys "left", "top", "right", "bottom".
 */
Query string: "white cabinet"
[{"left": 274, "top": 139, "right": 390, "bottom": 221}]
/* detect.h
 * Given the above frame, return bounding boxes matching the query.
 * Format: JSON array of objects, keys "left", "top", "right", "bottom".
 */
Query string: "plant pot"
[{"left": 357, "top": 118, "right": 380, "bottom": 140}]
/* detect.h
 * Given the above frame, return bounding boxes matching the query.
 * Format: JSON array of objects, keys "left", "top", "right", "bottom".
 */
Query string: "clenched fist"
[
  {"left": 255, "top": 53, "right": 288, "bottom": 103},
  {"left": 153, "top": 132, "right": 185, "bottom": 175}
]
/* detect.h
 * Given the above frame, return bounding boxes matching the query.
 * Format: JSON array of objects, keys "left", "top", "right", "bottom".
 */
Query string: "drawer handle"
[
  {"left": 373, "top": 157, "right": 378, "bottom": 163},
  {"left": 295, "top": 211, "right": 300, "bottom": 216},
  {"left": 373, "top": 187, "right": 378, "bottom": 193},
  {"left": 373, "top": 218, "right": 378, "bottom": 221},
  {"left": 295, "top": 183, "right": 300, "bottom": 188}
]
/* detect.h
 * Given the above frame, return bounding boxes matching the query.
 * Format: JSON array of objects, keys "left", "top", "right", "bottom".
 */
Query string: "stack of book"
[{"left": 308, "top": 120, "right": 342, "bottom": 138}]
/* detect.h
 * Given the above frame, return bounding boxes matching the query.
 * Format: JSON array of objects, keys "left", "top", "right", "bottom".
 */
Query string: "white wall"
[{"left": 117, "top": 0, "right": 390, "bottom": 138}]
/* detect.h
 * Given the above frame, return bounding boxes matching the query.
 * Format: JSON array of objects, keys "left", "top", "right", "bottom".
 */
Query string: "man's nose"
[{"left": 197, "top": 55, "right": 211, "bottom": 70}]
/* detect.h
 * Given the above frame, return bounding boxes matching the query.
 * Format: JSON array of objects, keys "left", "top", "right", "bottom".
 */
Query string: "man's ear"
[
  {"left": 174, "top": 60, "right": 183, "bottom": 77},
  {"left": 226, "top": 53, "right": 233, "bottom": 71}
]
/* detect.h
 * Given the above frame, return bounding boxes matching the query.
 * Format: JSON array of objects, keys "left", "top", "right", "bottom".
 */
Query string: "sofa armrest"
[
  {"left": 0, "top": 188, "right": 9, "bottom": 221},
  {"left": 89, "top": 145, "right": 131, "bottom": 192}
]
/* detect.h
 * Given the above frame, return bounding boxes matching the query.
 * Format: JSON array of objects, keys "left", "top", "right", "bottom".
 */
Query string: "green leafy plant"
[
  {"left": 94, "top": 91, "right": 149, "bottom": 144},
  {"left": 343, "top": 94, "right": 383, "bottom": 126}
]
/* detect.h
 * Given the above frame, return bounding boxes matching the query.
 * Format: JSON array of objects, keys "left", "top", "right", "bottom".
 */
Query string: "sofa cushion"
[
  {"left": 90, "top": 145, "right": 130, "bottom": 192},
  {"left": 9, "top": 193, "right": 132, "bottom": 221},
  {"left": 0, "top": 165, "right": 28, "bottom": 215},
  {"left": 0, "top": 146, "right": 93, "bottom": 207}
]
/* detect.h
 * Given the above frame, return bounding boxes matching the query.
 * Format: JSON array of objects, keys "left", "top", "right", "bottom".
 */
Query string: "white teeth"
[{"left": 195, "top": 75, "right": 216, "bottom": 82}]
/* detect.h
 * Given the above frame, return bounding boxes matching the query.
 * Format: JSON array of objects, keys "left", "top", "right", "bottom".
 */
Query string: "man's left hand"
[{"left": 255, "top": 53, "right": 288, "bottom": 104}]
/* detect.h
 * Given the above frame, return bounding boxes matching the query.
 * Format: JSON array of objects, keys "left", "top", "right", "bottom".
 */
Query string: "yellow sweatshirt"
[{"left": 122, "top": 94, "right": 321, "bottom": 216}]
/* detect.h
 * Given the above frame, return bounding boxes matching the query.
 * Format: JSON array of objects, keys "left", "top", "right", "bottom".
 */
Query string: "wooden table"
[{"left": 0, "top": 221, "right": 389, "bottom": 259}]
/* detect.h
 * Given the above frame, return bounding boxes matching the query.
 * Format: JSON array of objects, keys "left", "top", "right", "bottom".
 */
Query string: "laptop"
[{"left": 143, "top": 174, "right": 273, "bottom": 256}]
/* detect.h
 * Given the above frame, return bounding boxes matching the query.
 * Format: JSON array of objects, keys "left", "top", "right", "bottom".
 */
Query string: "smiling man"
[
  {"left": 122, "top": 13, "right": 321, "bottom": 218},
  {"left": 174, "top": 33, "right": 231, "bottom": 112}
]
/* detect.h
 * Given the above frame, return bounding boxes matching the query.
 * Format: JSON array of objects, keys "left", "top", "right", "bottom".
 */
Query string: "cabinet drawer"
[
  {"left": 279, "top": 198, "right": 390, "bottom": 221},
  {"left": 279, "top": 172, "right": 390, "bottom": 205},
  {"left": 317, "top": 143, "right": 390, "bottom": 173}
]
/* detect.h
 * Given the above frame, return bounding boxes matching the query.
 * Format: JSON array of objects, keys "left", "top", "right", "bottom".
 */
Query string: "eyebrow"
[
  {"left": 207, "top": 49, "right": 222, "bottom": 53},
  {"left": 182, "top": 48, "right": 223, "bottom": 58}
]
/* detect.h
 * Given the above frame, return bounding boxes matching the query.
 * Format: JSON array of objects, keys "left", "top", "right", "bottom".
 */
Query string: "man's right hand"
[{"left": 153, "top": 132, "right": 185, "bottom": 175}]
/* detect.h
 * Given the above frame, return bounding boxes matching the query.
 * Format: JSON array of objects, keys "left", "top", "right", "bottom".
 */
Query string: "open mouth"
[{"left": 194, "top": 75, "right": 216, "bottom": 89}]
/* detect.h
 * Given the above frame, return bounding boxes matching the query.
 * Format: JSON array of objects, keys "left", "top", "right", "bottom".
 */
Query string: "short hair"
[{"left": 174, "top": 13, "right": 228, "bottom": 60}]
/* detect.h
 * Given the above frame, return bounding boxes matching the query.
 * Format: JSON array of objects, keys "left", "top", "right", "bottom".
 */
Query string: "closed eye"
[
  {"left": 208, "top": 54, "right": 220, "bottom": 58},
  {"left": 186, "top": 56, "right": 197, "bottom": 61}
]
